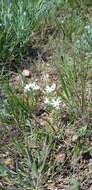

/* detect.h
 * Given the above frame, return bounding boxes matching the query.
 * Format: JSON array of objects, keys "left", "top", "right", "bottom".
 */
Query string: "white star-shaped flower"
[
  {"left": 50, "top": 97, "right": 61, "bottom": 109},
  {"left": 45, "top": 83, "right": 56, "bottom": 93},
  {"left": 24, "top": 82, "right": 40, "bottom": 92},
  {"left": 44, "top": 96, "right": 61, "bottom": 109}
]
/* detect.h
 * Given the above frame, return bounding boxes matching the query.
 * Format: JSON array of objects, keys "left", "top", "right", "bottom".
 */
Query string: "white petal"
[
  {"left": 24, "top": 82, "right": 40, "bottom": 92},
  {"left": 45, "top": 83, "right": 56, "bottom": 93},
  {"left": 44, "top": 97, "right": 49, "bottom": 104},
  {"left": 50, "top": 97, "right": 61, "bottom": 109}
]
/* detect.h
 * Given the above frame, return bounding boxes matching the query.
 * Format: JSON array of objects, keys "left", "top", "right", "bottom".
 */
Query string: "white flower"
[
  {"left": 24, "top": 82, "right": 40, "bottom": 92},
  {"left": 23, "top": 11, "right": 26, "bottom": 16},
  {"left": 85, "top": 25, "right": 90, "bottom": 30},
  {"left": 31, "top": 82, "right": 40, "bottom": 90},
  {"left": 45, "top": 83, "right": 56, "bottom": 93},
  {"left": 44, "top": 96, "right": 61, "bottom": 109},
  {"left": 24, "top": 84, "right": 31, "bottom": 92},
  {"left": 50, "top": 97, "right": 61, "bottom": 109},
  {"left": 41, "top": 73, "right": 49, "bottom": 81}
]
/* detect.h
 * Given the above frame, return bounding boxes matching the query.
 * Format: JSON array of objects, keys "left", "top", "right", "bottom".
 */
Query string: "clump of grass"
[
  {"left": 56, "top": 53, "right": 90, "bottom": 119},
  {"left": 0, "top": 0, "right": 58, "bottom": 61},
  {"left": 12, "top": 133, "right": 53, "bottom": 190},
  {"left": 0, "top": 79, "right": 56, "bottom": 189},
  {"left": 54, "top": 15, "right": 92, "bottom": 119}
]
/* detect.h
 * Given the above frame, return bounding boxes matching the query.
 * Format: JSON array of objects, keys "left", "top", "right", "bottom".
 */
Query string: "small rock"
[
  {"left": 72, "top": 134, "right": 78, "bottom": 142},
  {"left": 22, "top": 69, "right": 32, "bottom": 77},
  {"left": 55, "top": 152, "right": 65, "bottom": 163}
]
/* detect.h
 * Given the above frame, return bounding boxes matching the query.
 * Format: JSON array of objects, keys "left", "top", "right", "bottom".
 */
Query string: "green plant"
[
  {"left": 0, "top": 0, "right": 58, "bottom": 60},
  {"left": 56, "top": 12, "right": 86, "bottom": 42},
  {"left": 1, "top": 2, "right": 92, "bottom": 190},
  {"left": 53, "top": 13, "right": 92, "bottom": 118},
  {"left": 54, "top": 46, "right": 90, "bottom": 118},
  {"left": 11, "top": 133, "right": 53, "bottom": 190},
  {"left": 66, "top": 176, "right": 80, "bottom": 190},
  {"left": 0, "top": 120, "right": 54, "bottom": 189},
  {"left": 0, "top": 81, "right": 40, "bottom": 128},
  {"left": 0, "top": 78, "right": 55, "bottom": 189}
]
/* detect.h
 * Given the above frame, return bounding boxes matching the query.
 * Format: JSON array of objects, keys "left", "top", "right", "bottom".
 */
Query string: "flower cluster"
[
  {"left": 24, "top": 82, "right": 40, "bottom": 92},
  {"left": 23, "top": 73, "right": 61, "bottom": 109}
]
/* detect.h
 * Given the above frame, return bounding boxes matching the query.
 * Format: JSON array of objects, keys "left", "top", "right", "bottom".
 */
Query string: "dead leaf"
[
  {"left": 4, "top": 158, "right": 12, "bottom": 166},
  {"left": 4, "top": 158, "right": 14, "bottom": 170}
]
